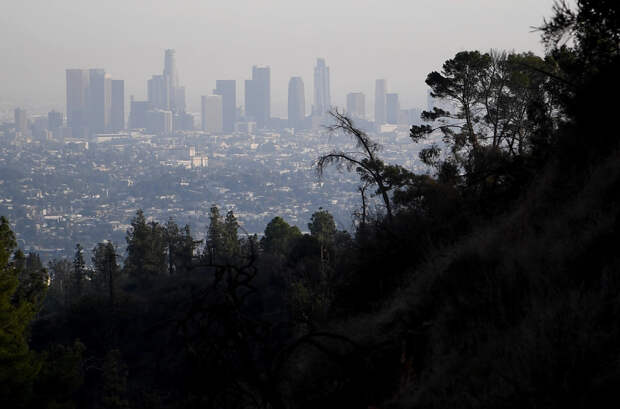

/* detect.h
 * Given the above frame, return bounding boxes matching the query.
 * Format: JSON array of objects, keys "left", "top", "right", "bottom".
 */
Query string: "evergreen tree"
[
  {"left": 124, "top": 210, "right": 166, "bottom": 284},
  {"left": 205, "top": 205, "right": 224, "bottom": 263},
  {"left": 223, "top": 210, "right": 241, "bottom": 259},
  {"left": 0, "top": 216, "right": 40, "bottom": 407},
  {"left": 92, "top": 242, "right": 119, "bottom": 307},
  {"left": 71, "top": 244, "right": 86, "bottom": 300},
  {"left": 261, "top": 216, "right": 302, "bottom": 258},
  {"left": 99, "top": 349, "right": 129, "bottom": 409}
]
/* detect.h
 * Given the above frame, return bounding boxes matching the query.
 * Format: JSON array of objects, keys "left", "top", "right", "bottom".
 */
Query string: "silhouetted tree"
[{"left": 0, "top": 216, "right": 40, "bottom": 407}]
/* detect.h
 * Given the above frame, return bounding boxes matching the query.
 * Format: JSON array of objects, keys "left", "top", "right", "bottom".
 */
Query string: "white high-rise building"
[
  {"left": 346, "top": 92, "right": 365, "bottom": 120},
  {"left": 288, "top": 76, "right": 306, "bottom": 129},
  {"left": 313, "top": 58, "right": 331, "bottom": 116},
  {"left": 202, "top": 95, "right": 223, "bottom": 133},
  {"left": 66, "top": 69, "right": 90, "bottom": 134},
  {"left": 375, "top": 79, "right": 387, "bottom": 125}
]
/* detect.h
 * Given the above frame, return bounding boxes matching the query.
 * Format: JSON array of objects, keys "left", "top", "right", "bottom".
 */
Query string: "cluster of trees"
[{"left": 1, "top": 1, "right": 619, "bottom": 407}]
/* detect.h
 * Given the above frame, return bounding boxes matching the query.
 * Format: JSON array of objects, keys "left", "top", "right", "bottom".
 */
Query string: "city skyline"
[{"left": 0, "top": 0, "right": 554, "bottom": 117}]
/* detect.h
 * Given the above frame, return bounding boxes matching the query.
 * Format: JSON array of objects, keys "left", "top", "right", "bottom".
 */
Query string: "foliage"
[{"left": 0, "top": 216, "right": 41, "bottom": 407}]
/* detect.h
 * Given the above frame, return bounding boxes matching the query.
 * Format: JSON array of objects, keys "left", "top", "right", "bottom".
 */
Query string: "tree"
[
  {"left": 0, "top": 216, "right": 40, "bottom": 406},
  {"left": 92, "top": 242, "right": 119, "bottom": 308},
  {"left": 261, "top": 217, "right": 302, "bottom": 258},
  {"left": 99, "top": 350, "right": 129, "bottom": 409},
  {"left": 318, "top": 110, "right": 411, "bottom": 221},
  {"left": 47, "top": 259, "right": 72, "bottom": 309},
  {"left": 410, "top": 51, "right": 556, "bottom": 182},
  {"left": 205, "top": 205, "right": 224, "bottom": 263},
  {"left": 223, "top": 210, "right": 241, "bottom": 259},
  {"left": 124, "top": 210, "right": 166, "bottom": 284},
  {"left": 308, "top": 208, "right": 336, "bottom": 248},
  {"left": 164, "top": 218, "right": 196, "bottom": 275},
  {"left": 71, "top": 243, "right": 87, "bottom": 299},
  {"left": 16, "top": 252, "right": 48, "bottom": 309}
]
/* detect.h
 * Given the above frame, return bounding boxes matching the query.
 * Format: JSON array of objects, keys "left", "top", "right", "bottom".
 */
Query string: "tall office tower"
[
  {"left": 346, "top": 92, "right": 366, "bottom": 119},
  {"left": 386, "top": 93, "right": 400, "bottom": 124},
  {"left": 313, "top": 58, "right": 331, "bottom": 116},
  {"left": 214, "top": 80, "right": 236, "bottom": 133},
  {"left": 129, "top": 99, "right": 151, "bottom": 129},
  {"left": 148, "top": 74, "right": 169, "bottom": 110},
  {"left": 288, "top": 76, "right": 306, "bottom": 129},
  {"left": 110, "top": 80, "right": 124, "bottom": 131},
  {"left": 48, "top": 110, "right": 64, "bottom": 130},
  {"left": 174, "top": 86, "right": 186, "bottom": 113},
  {"left": 66, "top": 69, "right": 90, "bottom": 134},
  {"left": 163, "top": 49, "right": 186, "bottom": 113},
  {"left": 14, "top": 108, "right": 28, "bottom": 133},
  {"left": 375, "top": 79, "right": 387, "bottom": 125},
  {"left": 88, "top": 69, "right": 111, "bottom": 133},
  {"left": 164, "top": 49, "right": 179, "bottom": 92},
  {"left": 245, "top": 66, "right": 270, "bottom": 128},
  {"left": 174, "top": 112, "right": 194, "bottom": 131},
  {"left": 202, "top": 95, "right": 223, "bottom": 133},
  {"left": 146, "top": 109, "right": 173, "bottom": 135}
]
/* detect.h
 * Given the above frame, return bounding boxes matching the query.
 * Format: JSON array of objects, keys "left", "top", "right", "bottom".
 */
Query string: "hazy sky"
[{"left": 1, "top": 0, "right": 556, "bottom": 117}]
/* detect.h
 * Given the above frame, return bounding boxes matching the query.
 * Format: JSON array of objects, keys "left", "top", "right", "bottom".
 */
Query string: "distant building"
[
  {"left": 164, "top": 49, "right": 182, "bottom": 111},
  {"left": 235, "top": 121, "right": 256, "bottom": 134},
  {"left": 31, "top": 116, "right": 49, "bottom": 139},
  {"left": 174, "top": 86, "right": 186, "bottom": 113},
  {"left": 346, "top": 92, "right": 365, "bottom": 120},
  {"left": 202, "top": 95, "right": 223, "bottom": 133},
  {"left": 110, "top": 80, "right": 124, "bottom": 131},
  {"left": 375, "top": 79, "right": 387, "bottom": 125},
  {"left": 288, "top": 76, "right": 306, "bottom": 129},
  {"left": 66, "top": 69, "right": 90, "bottom": 135},
  {"left": 146, "top": 109, "right": 173, "bottom": 135},
  {"left": 386, "top": 93, "right": 400, "bottom": 124},
  {"left": 129, "top": 99, "right": 151, "bottom": 129},
  {"left": 148, "top": 74, "right": 169, "bottom": 110},
  {"left": 88, "top": 69, "right": 111, "bottom": 134},
  {"left": 14, "top": 108, "right": 28, "bottom": 133},
  {"left": 245, "top": 66, "right": 270, "bottom": 128},
  {"left": 48, "top": 110, "right": 64, "bottom": 131},
  {"left": 214, "top": 80, "right": 236, "bottom": 133},
  {"left": 174, "top": 111, "right": 194, "bottom": 131},
  {"left": 313, "top": 58, "right": 331, "bottom": 116}
]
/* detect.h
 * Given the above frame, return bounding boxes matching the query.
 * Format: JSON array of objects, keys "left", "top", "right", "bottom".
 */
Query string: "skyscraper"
[
  {"left": 346, "top": 92, "right": 365, "bottom": 119},
  {"left": 288, "top": 76, "right": 306, "bottom": 129},
  {"left": 164, "top": 49, "right": 179, "bottom": 91},
  {"left": 214, "top": 80, "right": 236, "bottom": 133},
  {"left": 146, "top": 109, "right": 173, "bottom": 135},
  {"left": 14, "top": 108, "right": 28, "bottom": 133},
  {"left": 66, "top": 69, "right": 90, "bottom": 134},
  {"left": 110, "top": 80, "right": 124, "bottom": 131},
  {"left": 163, "top": 49, "right": 186, "bottom": 113},
  {"left": 245, "top": 66, "right": 270, "bottom": 129},
  {"left": 375, "top": 79, "right": 387, "bottom": 125},
  {"left": 129, "top": 98, "right": 151, "bottom": 129},
  {"left": 88, "top": 69, "right": 111, "bottom": 133},
  {"left": 148, "top": 74, "right": 169, "bottom": 110},
  {"left": 313, "top": 58, "right": 331, "bottom": 116},
  {"left": 386, "top": 93, "right": 400, "bottom": 124},
  {"left": 48, "top": 110, "right": 63, "bottom": 130},
  {"left": 202, "top": 95, "right": 223, "bottom": 133}
]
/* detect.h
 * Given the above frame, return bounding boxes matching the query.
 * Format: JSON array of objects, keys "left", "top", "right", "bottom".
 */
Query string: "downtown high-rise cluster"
[{"left": 11, "top": 50, "right": 419, "bottom": 139}]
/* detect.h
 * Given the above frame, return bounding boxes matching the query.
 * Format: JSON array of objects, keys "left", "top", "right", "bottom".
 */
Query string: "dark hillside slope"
[{"left": 384, "top": 146, "right": 620, "bottom": 408}]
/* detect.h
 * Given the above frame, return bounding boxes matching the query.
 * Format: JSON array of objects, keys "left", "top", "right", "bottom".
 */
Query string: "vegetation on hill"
[{"left": 1, "top": 1, "right": 619, "bottom": 407}]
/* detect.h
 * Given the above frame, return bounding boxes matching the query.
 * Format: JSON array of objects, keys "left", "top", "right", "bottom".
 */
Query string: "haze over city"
[{"left": 1, "top": 0, "right": 555, "bottom": 116}]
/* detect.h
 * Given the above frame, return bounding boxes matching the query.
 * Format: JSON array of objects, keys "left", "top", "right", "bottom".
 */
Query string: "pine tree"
[
  {"left": 0, "top": 216, "right": 40, "bottom": 407},
  {"left": 72, "top": 243, "right": 86, "bottom": 299}
]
